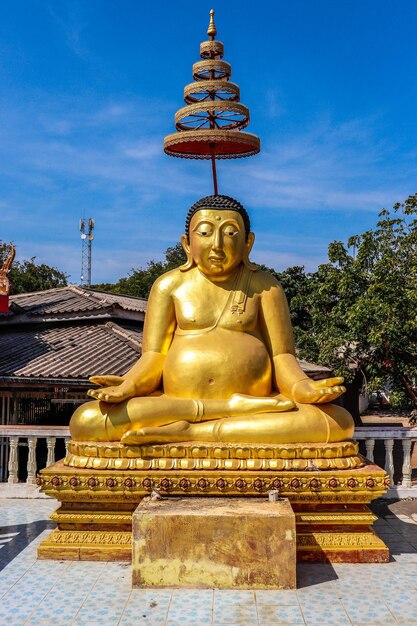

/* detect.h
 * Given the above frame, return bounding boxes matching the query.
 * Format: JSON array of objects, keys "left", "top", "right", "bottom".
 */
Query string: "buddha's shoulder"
[
  {"left": 251, "top": 268, "right": 282, "bottom": 291},
  {"left": 150, "top": 268, "right": 184, "bottom": 294}
]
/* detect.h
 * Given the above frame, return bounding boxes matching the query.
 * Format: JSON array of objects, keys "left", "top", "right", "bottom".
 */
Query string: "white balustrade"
[
  {"left": 365, "top": 438, "right": 375, "bottom": 463},
  {"left": 384, "top": 438, "right": 395, "bottom": 483},
  {"left": 0, "top": 425, "right": 415, "bottom": 498},
  {"left": 401, "top": 439, "right": 412, "bottom": 488},
  {"left": 46, "top": 436, "right": 56, "bottom": 467},
  {"left": 355, "top": 426, "right": 417, "bottom": 497},
  {"left": 0, "top": 426, "right": 69, "bottom": 492},
  {"left": 7, "top": 436, "right": 19, "bottom": 484},
  {"left": 26, "top": 436, "right": 38, "bottom": 484}
]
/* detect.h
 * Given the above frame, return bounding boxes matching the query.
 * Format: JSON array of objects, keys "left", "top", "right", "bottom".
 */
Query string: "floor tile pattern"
[{"left": 0, "top": 499, "right": 416, "bottom": 625}]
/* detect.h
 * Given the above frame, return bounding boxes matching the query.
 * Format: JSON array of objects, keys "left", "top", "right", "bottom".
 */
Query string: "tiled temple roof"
[
  {"left": 0, "top": 286, "right": 145, "bottom": 384},
  {"left": 0, "top": 322, "right": 141, "bottom": 382},
  {"left": 3, "top": 286, "right": 146, "bottom": 324}
]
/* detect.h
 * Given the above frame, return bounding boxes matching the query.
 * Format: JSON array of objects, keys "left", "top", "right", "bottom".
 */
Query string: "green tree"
[
  {"left": 298, "top": 194, "right": 417, "bottom": 414},
  {"left": 0, "top": 242, "right": 68, "bottom": 294}
]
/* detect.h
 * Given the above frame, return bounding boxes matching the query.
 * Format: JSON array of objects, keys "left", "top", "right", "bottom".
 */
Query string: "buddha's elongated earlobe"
[
  {"left": 179, "top": 234, "right": 195, "bottom": 271},
  {"left": 243, "top": 232, "right": 257, "bottom": 271}
]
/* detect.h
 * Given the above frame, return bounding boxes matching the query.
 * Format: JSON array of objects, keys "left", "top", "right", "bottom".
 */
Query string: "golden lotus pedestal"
[{"left": 37, "top": 439, "right": 390, "bottom": 564}]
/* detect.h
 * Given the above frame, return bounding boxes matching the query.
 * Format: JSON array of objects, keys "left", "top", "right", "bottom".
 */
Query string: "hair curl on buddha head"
[{"left": 185, "top": 195, "right": 251, "bottom": 242}]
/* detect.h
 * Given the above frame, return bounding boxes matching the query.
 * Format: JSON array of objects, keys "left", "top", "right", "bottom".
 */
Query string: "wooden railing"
[{"left": 0, "top": 425, "right": 415, "bottom": 498}]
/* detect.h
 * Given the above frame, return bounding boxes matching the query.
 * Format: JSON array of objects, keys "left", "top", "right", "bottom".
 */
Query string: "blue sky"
[{"left": 1, "top": 0, "right": 416, "bottom": 284}]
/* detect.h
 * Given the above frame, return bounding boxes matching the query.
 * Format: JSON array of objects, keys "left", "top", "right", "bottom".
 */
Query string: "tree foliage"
[
  {"left": 298, "top": 194, "right": 417, "bottom": 412},
  {"left": 0, "top": 242, "right": 68, "bottom": 294}
]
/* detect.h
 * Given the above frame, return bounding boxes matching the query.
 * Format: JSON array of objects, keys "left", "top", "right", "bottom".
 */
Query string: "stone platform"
[
  {"left": 132, "top": 497, "right": 296, "bottom": 589},
  {"left": 37, "top": 439, "right": 390, "bottom": 563}
]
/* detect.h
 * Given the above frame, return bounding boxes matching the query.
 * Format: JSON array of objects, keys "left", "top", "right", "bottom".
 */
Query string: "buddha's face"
[{"left": 184, "top": 209, "right": 253, "bottom": 278}]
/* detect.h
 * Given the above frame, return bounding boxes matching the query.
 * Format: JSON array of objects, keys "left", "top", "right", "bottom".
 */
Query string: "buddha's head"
[{"left": 180, "top": 195, "right": 255, "bottom": 277}]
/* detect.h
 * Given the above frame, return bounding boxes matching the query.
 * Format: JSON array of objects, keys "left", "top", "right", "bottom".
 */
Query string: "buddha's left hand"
[
  {"left": 87, "top": 377, "right": 137, "bottom": 403},
  {"left": 291, "top": 377, "right": 346, "bottom": 404}
]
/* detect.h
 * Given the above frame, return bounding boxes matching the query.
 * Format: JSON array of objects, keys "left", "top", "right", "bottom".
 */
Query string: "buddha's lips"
[{"left": 209, "top": 255, "right": 225, "bottom": 263}]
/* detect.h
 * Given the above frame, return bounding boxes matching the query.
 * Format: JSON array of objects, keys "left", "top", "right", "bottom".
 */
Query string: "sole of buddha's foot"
[
  {"left": 121, "top": 421, "right": 192, "bottom": 445},
  {"left": 228, "top": 393, "right": 295, "bottom": 414}
]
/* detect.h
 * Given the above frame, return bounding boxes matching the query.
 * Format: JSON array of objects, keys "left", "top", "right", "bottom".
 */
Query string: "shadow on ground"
[
  {"left": 0, "top": 520, "right": 55, "bottom": 570},
  {"left": 370, "top": 497, "right": 417, "bottom": 560}
]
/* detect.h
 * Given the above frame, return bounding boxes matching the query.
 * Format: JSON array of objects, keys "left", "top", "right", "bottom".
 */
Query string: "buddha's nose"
[{"left": 212, "top": 228, "right": 223, "bottom": 250}]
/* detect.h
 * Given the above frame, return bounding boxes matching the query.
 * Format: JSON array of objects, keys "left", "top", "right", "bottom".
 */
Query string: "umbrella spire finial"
[
  {"left": 164, "top": 11, "right": 260, "bottom": 194},
  {"left": 207, "top": 9, "right": 217, "bottom": 40}
]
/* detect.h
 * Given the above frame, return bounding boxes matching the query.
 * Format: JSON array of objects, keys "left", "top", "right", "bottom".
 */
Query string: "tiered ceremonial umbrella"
[{"left": 164, "top": 10, "right": 260, "bottom": 194}]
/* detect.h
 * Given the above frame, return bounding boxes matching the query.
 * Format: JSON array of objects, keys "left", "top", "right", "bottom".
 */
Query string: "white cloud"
[
  {"left": 1, "top": 94, "right": 416, "bottom": 282},
  {"left": 123, "top": 140, "right": 162, "bottom": 160},
  {"left": 219, "top": 115, "right": 416, "bottom": 213},
  {"left": 47, "top": 1, "right": 89, "bottom": 59}
]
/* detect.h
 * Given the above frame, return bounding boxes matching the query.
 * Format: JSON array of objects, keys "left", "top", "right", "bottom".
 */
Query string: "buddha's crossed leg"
[
  {"left": 69, "top": 392, "right": 295, "bottom": 442},
  {"left": 121, "top": 401, "right": 354, "bottom": 445}
]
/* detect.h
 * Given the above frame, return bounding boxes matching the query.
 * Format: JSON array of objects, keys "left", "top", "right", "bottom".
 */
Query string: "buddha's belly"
[{"left": 163, "top": 328, "right": 272, "bottom": 399}]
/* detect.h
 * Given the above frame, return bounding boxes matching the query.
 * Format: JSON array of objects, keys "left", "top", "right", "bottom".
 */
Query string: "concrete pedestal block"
[{"left": 132, "top": 497, "right": 296, "bottom": 589}]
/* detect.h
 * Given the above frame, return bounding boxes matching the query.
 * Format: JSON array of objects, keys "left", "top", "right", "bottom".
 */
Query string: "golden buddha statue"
[
  {"left": 70, "top": 195, "right": 354, "bottom": 446},
  {"left": 40, "top": 13, "right": 388, "bottom": 569}
]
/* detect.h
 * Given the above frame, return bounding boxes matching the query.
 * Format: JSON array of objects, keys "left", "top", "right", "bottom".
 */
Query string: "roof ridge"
[
  {"left": 12, "top": 285, "right": 70, "bottom": 299},
  {"left": 68, "top": 285, "right": 115, "bottom": 308},
  {"left": 81, "top": 289, "right": 110, "bottom": 306},
  {"left": 7, "top": 286, "right": 146, "bottom": 316},
  {"left": 84, "top": 288, "right": 148, "bottom": 304},
  {"left": 68, "top": 285, "right": 92, "bottom": 298},
  {"left": 104, "top": 321, "right": 142, "bottom": 346}
]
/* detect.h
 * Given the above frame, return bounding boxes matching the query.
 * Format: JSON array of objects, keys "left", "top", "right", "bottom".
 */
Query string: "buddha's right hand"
[
  {"left": 89, "top": 375, "right": 125, "bottom": 387},
  {"left": 87, "top": 377, "right": 137, "bottom": 403}
]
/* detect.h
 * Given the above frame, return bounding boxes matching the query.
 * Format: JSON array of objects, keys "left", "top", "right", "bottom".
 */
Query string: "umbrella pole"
[{"left": 210, "top": 145, "right": 218, "bottom": 195}]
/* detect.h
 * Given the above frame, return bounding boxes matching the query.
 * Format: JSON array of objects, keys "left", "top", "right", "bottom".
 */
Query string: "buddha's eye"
[
  {"left": 193, "top": 221, "right": 214, "bottom": 237},
  {"left": 225, "top": 229, "right": 239, "bottom": 237}
]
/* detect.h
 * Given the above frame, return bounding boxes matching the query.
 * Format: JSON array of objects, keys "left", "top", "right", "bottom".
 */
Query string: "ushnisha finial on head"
[{"left": 207, "top": 9, "right": 217, "bottom": 39}]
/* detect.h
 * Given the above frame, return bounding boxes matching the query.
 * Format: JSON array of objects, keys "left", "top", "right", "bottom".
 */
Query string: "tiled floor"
[{"left": 0, "top": 499, "right": 416, "bottom": 625}]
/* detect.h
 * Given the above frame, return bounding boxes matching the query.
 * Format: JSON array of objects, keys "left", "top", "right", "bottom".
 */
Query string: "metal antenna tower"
[{"left": 79, "top": 217, "right": 95, "bottom": 287}]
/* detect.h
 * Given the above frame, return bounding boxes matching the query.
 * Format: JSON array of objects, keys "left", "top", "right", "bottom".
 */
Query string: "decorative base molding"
[
  {"left": 38, "top": 528, "right": 131, "bottom": 561},
  {"left": 296, "top": 530, "right": 389, "bottom": 563},
  {"left": 294, "top": 508, "right": 377, "bottom": 526},
  {"left": 38, "top": 465, "right": 390, "bottom": 502},
  {"left": 38, "top": 440, "right": 390, "bottom": 564},
  {"left": 65, "top": 440, "right": 364, "bottom": 471}
]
